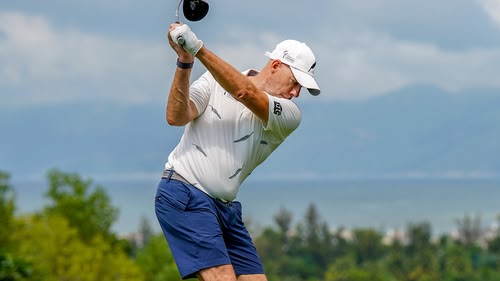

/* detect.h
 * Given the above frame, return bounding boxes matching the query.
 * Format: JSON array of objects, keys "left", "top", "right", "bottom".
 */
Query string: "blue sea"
[{"left": 11, "top": 178, "right": 500, "bottom": 236}]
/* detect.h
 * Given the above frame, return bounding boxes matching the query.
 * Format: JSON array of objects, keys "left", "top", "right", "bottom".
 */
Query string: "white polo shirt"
[{"left": 165, "top": 69, "right": 302, "bottom": 202}]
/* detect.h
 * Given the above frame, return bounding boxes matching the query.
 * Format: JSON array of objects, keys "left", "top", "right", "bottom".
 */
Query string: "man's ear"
[{"left": 270, "top": 59, "right": 282, "bottom": 73}]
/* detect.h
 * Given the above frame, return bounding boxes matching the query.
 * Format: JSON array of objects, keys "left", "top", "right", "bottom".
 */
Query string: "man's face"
[{"left": 271, "top": 62, "right": 302, "bottom": 100}]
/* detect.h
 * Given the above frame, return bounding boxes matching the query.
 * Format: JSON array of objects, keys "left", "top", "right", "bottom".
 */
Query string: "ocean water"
[{"left": 11, "top": 178, "right": 500, "bottom": 236}]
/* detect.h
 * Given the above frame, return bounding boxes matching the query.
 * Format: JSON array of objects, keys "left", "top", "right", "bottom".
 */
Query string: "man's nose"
[{"left": 291, "top": 85, "right": 301, "bottom": 98}]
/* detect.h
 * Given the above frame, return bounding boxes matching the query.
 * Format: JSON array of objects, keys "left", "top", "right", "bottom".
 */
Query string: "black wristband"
[{"left": 176, "top": 59, "right": 194, "bottom": 69}]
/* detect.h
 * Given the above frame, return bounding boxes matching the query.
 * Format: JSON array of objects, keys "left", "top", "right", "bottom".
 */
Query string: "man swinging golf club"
[{"left": 154, "top": 2, "right": 321, "bottom": 280}]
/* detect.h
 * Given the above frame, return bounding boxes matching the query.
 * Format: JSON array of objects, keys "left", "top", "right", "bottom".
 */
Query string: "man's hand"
[{"left": 169, "top": 23, "right": 204, "bottom": 57}]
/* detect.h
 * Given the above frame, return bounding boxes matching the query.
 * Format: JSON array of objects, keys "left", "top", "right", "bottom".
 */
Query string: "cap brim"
[
  {"left": 290, "top": 67, "right": 321, "bottom": 96},
  {"left": 264, "top": 51, "right": 275, "bottom": 60}
]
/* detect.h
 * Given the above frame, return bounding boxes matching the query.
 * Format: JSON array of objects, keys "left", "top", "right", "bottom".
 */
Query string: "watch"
[{"left": 176, "top": 59, "right": 194, "bottom": 69}]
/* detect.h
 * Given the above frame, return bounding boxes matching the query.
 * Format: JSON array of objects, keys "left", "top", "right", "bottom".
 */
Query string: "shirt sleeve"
[
  {"left": 265, "top": 95, "right": 302, "bottom": 140},
  {"left": 189, "top": 71, "right": 213, "bottom": 116}
]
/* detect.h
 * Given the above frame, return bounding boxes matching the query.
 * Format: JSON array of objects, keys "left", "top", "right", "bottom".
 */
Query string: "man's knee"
[
  {"left": 236, "top": 274, "right": 268, "bottom": 281},
  {"left": 196, "top": 264, "right": 237, "bottom": 281}
]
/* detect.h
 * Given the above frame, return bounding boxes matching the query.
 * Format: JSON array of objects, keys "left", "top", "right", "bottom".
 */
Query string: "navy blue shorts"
[{"left": 154, "top": 175, "right": 264, "bottom": 279}]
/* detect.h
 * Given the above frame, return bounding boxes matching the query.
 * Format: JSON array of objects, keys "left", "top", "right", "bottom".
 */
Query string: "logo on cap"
[
  {"left": 309, "top": 62, "right": 316, "bottom": 73},
  {"left": 282, "top": 51, "right": 295, "bottom": 64}
]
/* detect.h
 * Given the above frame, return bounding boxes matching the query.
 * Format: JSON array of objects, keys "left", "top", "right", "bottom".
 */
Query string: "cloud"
[
  {"left": 0, "top": 11, "right": 169, "bottom": 107},
  {"left": 1, "top": 5, "right": 500, "bottom": 107},
  {"left": 214, "top": 26, "right": 500, "bottom": 101},
  {"left": 478, "top": 0, "right": 500, "bottom": 27},
  {"left": 313, "top": 28, "right": 500, "bottom": 100}
]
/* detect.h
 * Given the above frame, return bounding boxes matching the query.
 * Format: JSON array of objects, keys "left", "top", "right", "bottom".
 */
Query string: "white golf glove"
[{"left": 170, "top": 24, "right": 203, "bottom": 56}]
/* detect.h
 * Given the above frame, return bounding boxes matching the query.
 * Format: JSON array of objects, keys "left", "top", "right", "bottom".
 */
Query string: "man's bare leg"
[
  {"left": 196, "top": 264, "right": 237, "bottom": 281},
  {"left": 196, "top": 265, "right": 268, "bottom": 281},
  {"left": 237, "top": 274, "right": 268, "bottom": 281}
]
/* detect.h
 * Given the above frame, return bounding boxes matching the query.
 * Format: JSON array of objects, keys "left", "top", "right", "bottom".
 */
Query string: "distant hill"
[
  {"left": 1, "top": 85, "right": 499, "bottom": 182},
  {"left": 286, "top": 85, "right": 500, "bottom": 178}
]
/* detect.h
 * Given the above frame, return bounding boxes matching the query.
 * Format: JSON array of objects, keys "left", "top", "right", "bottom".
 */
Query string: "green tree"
[
  {"left": 455, "top": 214, "right": 482, "bottom": 246},
  {"left": 286, "top": 203, "right": 332, "bottom": 280},
  {"left": 406, "top": 222, "right": 433, "bottom": 255},
  {"left": 135, "top": 234, "right": 191, "bottom": 281},
  {"left": 11, "top": 213, "right": 143, "bottom": 281},
  {"left": 488, "top": 234, "right": 500, "bottom": 254},
  {"left": 487, "top": 214, "right": 500, "bottom": 254},
  {"left": 254, "top": 227, "right": 282, "bottom": 280},
  {"left": 330, "top": 227, "right": 350, "bottom": 260},
  {"left": 43, "top": 168, "right": 119, "bottom": 243},
  {"left": 0, "top": 171, "right": 15, "bottom": 250},
  {"left": 254, "top": 207, "right": 293, "bottom": 280},
  {"left": 384, "top": 238, "right": 406, "bottom": 280},
  {"left": 127, "top": 216, "right": 156, "bottom": 258},
  {"left": 0, "top": 171, "right": 32, "bottom": 280},
  {"left": 324, "top": 256, "right": 387, "bottom": 281},
  {"left": 0, "top": 252, "right": 32, "bottom": 281},
  {"left": 351, "top": 228, "right": 385, "bottom": 265},
  {"left": 325, "top": 256, "right": 356, "bottom": 281},
  {"left": 441, "top": 244, "right": 476, "bottom": 281},
  {"left": 274, "top": 206, "right": 293, "bottom": 248},
  {"left": 139, "top": 215, "right": 153, "bottom": 249},
  {"left": 405, "top": 222, "right": 440, "bottom": 281},
  {"left": 303, "top": 204, "right": 334, "bottom": 273}
]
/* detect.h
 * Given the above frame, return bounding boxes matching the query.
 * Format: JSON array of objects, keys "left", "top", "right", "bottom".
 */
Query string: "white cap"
[{"left": 265, "top": 39, "right": 320, "bottom": 96}]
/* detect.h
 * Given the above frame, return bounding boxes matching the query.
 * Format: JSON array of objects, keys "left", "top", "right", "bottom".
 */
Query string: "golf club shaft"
[{"left": 175, "top": 0, "right": 185, "bottom": 45}]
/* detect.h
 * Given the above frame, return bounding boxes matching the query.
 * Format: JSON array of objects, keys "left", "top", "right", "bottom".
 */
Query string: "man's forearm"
[
  {"left": 166, "top": 66, "right": 197, "bottom": 126},
  {"left": 197, "top": 47, "right": 250, "bottom": 96},
  {"left": 195, "top": 46, "right": 269, "bottom": 123}
]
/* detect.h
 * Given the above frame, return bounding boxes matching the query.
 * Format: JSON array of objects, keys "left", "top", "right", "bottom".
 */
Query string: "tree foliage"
[
  {"left": 3, "top": 169, "right": 500, "bottom": 281},
  {"left": 0, "top": 171, "right": 32, "bottom": 280},
  {"left": 43, "top": 168, "right": 119, "bottom": 243},
  {"left": 0, "top": 171, "right": 16, "bottom": 251},
  {"left": 135, "top": 234, "right": 190, "bottom": 281},
  {"left": 4, "top": 169, "right": 143, "bottom": 281},
  {"left": 11, "top": 214, "right": 143, "bottom": 281},
  {"left": 256, "top": 203, "right": 500, "bottom": 281},
  {"left": 0, "top": 251, "right": 32, "bottom": 281}
]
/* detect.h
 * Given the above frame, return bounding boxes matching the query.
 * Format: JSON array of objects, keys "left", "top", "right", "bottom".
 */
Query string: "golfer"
[{"left": 155, "top": 22, "right": 321, "bottom": 281}]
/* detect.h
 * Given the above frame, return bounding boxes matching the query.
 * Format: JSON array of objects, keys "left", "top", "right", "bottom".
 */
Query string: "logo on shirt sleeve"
[{"left": 273, "top": 101, "right": 282, "bottom": 116}]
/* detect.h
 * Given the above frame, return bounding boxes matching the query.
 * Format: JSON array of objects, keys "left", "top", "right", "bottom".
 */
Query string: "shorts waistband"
[
  {"left": 161, "top": 169, "right": 192, "bottom": 185},
  {"left": 161, "top": 169, "right": 234, "bottom": 205}
]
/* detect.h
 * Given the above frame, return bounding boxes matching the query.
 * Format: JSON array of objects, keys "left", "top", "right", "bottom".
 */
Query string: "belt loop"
[{"left": 165, "top": 169, "right": 174, "bottom": 182}]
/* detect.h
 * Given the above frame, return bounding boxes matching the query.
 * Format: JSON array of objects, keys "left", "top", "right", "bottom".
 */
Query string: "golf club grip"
[
  {"left": 177, "top": 36, "right": 185, "bottom": 46},
  {"left": 174, "top": 21, "right": 185, "bottom": 46}
]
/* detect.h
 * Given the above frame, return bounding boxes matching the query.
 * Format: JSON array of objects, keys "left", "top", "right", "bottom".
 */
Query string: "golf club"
[{"left": 175, "top": 0, "right": 210, "bottom": 45}]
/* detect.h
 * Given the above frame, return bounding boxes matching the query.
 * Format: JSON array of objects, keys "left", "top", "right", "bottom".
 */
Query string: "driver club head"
[{"left": 183, "top": 0, "right": 209, "bottom": 21}]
